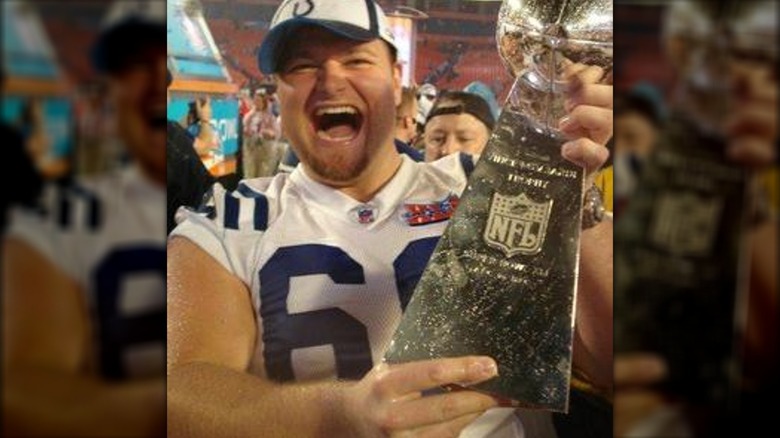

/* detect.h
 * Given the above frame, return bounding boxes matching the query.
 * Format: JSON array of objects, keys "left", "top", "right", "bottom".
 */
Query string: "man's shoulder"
[{"left": 177, "top": 173, "right": 292, "bottom": 235}]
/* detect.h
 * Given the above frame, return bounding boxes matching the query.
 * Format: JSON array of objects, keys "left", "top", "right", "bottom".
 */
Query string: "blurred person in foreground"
[
  {"left": 614, "top": 1, "right": 778, "bottom": 436},
  {"left": 0, "top": 69, "right": 43, "bottom": 234},
  {"left": 394, "top": 85, "right": 424, "bottom": 162},
  {"left": 2, "top": 11, "right": 167, "bottom": 437},
  {"left": 167, "top": 68, "right": 215, "bottom": 234},
  {"left": 423, "top": 90, "right": 496, "bottom": 162},
  {"left": 167, "top": 0, "right": 613, "bottom": 436}
]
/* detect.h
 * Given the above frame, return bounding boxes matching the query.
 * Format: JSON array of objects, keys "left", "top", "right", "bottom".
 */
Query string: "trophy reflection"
[
  {"left": 614, "top": 0, "right": 777, "bottom": 428},
  {"left": 385, "top": 0, "right": 612, "bottom": 412}
]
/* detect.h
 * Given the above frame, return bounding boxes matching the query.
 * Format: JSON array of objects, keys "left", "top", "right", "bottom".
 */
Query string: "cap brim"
[{"left": 258, "top": 19, "right": 376, "bottom": 74}]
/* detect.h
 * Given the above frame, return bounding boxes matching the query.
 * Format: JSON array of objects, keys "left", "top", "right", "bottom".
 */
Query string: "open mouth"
[{"left": 313, "top": 105, "right": 363, "bottom": 141}]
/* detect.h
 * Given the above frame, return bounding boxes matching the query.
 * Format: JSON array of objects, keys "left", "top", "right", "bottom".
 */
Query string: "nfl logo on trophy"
[{"left": 484, "top": 193, "right": 552, "bottom": 257}]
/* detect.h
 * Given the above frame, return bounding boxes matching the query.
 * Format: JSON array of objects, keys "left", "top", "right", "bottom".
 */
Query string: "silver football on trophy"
[{"left": 497, "top": 0, "right": 612, "bottom": 133}]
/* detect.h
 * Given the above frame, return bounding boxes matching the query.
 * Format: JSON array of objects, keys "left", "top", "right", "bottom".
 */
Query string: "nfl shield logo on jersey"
[
  {"left": 356, "top": 206, "right": 376, "bottom": 224},
  {"left": 484, "top": 192, "right": 553, "bottom": 257}
]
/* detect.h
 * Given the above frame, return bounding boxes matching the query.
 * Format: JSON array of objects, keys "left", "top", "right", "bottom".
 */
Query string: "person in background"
[
  {"left": 423, "top": 90, "right": 496, "bottom": 162},
  {"left": 186, "top": 96, "right": 220, "bottom": 159},
  {"left": 242, "top": 88, "right": 283, "bottom": 177},
  {"left": 394, "top": 86, "right": 424, "bottom": 162},
  {"left": 416, "top": 82, "right": 438, "bottom": 132},
  {"left": 166, "top": 68, "right": 215, "bottom": 234},
  {"left": 2, "top": 11, "right": 167, "bottom": 437},
  {"left": 0, "top": 69, "right": 43, "bottom": 234},
  {"left": 612, "top": 85, "right": 665, "bottom": 216}
]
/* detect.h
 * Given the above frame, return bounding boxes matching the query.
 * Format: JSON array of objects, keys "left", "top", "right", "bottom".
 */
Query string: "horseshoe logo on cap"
[{"left": 292, "top": 0, "right": 314, "bottom": 17}]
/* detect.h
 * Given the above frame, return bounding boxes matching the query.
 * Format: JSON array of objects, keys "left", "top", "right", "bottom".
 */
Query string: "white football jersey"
[
  {"left": 7, "top": 164, "right": 167, "bottom": 381},
  {"left": 173, "top": 153, "right": 531, "bottom": 437}
]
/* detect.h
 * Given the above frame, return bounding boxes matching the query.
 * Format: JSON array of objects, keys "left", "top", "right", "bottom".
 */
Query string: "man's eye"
[
  {"left": 285, "top": 61, "right": 316, "bottom": 73},
  {"left": 345, "top": 58, "right": 371, "bottom": 67}
]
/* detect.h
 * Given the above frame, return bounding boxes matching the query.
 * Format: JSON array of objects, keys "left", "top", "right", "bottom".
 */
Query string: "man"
[
  {"left": 167, "top": 68, "right": 215, "bottom": 234},
  {"left": 242, "top": 88, "right": 284, "bottom": 177},
  {"left": 422, "top": 90, "right": 496, "bottom": 162},
  {"left": 167, "top": 0, "right": 613, "bottom": 436},
  {"left": 2, "top": 11, "right": 167, "bottom": 437},
  {"left": 394, "top": 86, "right": 424, "bottom": 162}
]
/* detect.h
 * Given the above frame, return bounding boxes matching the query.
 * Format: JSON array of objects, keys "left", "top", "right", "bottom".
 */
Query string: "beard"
[{"left": 296, "top": 143, "right": 372, "bottom": 184}]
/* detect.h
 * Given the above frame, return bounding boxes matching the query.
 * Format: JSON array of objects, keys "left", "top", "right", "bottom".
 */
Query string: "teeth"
[{"left": 315, "top": 106, "right": 358, "bottom": 116}]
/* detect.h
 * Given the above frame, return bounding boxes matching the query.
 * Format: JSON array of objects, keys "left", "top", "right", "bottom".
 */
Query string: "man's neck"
[
  {"left": 343, "top": 151, "right": 403, "bottom": 203},
  {"left": 303, "top": 143, "right": 403, "bottom": 203}
]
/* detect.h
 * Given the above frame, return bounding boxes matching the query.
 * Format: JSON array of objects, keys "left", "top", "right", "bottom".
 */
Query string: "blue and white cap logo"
[{"left": 258, "top": 0, "right": 397, "bottom": 74}]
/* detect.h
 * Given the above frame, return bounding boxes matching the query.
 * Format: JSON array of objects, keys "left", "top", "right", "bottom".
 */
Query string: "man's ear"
[
  {"left": 404, "top": 116, "right": 415, "bottom": 130},
  {"left": 393, "top": 63, "right": 403, "bottom": 107}
]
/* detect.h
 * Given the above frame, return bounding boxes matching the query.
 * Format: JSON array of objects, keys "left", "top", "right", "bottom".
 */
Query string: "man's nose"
[
  {"left": 315, "top": 60, "right": 347, "bottom": 95},
  {"left": 442, "top": 136, "right": 459, "bottom": 156}
]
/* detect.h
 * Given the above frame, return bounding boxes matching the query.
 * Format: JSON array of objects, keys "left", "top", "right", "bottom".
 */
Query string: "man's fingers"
[
  {"left": 560, "top": 106, "right": 613, "bottom": 146},
  {"left": 727, "top": 105, "right": 777, "bottom": 140},
  {"left": 727, "top": 137, "right": 777, "bottom": 168},
  {"left": 564, "top": 64, "right": 606, "bottom": 85},
  {"left": 614, "top": 353, "right": 667, "bottom": 387},
  {"left": 376, "top": 357, "right": 498, "bottom": 398},
  {"left": 393, "top": 412, "right": 484, "bottom": 438},
  {"left": 566, "top": 83, "right": 613, "bottom": 112},
  {"left": 561, "top": 138, "right": 610, "bottom": 176},
  {"left": 380, "top": 391, "right": 497, "bottom": 431}
]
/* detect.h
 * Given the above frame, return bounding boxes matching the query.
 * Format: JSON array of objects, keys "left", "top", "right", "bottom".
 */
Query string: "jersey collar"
[{"left": 289, "top": 155, "right": 417, "bottom": 227}]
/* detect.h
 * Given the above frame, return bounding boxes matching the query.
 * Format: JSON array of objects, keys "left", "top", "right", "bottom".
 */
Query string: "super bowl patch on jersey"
[{"left": 401, "top": 194, "right": 459, "bottom": 226}]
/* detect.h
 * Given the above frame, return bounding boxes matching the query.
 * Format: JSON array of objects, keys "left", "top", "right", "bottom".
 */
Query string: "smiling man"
[{"left": 167, "top": 1, "right": 613, "bottom": 437}]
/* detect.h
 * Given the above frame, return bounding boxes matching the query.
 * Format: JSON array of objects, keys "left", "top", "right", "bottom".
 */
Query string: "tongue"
[{"left": 321, "top": 123, "right": 356, "bottom": 139}]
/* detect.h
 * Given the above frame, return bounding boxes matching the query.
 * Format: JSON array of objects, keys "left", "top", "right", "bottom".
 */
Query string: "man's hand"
[
  {"left": 726, "top": 60, "right": 777, "bottom": 168},
  {"left": 614, "top": 354, "right": 669, "bottom": 437},
  {"left": 559, "top": 64, "right": 613, "bottom": 185},
  {"left": 342, "top": 356, "right": 500, "bottom": 437}
]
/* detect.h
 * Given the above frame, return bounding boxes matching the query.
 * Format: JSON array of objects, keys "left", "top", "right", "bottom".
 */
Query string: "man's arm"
[
  {"left": 574, "top": 220, "right": 614, "bottom": 394},
  {"left": 558, "top": 73, "right": 614, "bottom": 394},
  {"left": 167, "top": 236, "right": 501, "bottom": 438},
  {"left": 2, "top": 238, "right": 165, "bottom": 437}
]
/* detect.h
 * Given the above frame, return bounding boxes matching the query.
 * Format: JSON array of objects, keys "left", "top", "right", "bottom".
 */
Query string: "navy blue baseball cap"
[{"left": 258, "top": 0, "right": 397, "bottom": 74}]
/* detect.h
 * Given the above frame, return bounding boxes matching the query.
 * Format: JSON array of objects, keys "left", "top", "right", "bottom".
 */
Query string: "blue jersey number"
[
  {"left": 259, "top": 238, "right": 438, "bottom": 382},
  {"left": 94, "top": 247, "right": 166, "bottom": 380}
]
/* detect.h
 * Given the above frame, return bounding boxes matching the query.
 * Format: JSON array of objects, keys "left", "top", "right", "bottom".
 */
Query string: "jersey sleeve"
[
  {"left": 170, "top": 181, "right": 271, "bottom": 287},
  {"left": 5, "top": 182, "right": 98, "bottom": 281}
]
